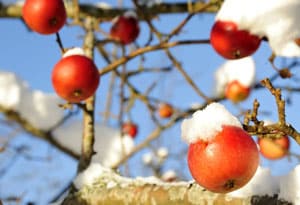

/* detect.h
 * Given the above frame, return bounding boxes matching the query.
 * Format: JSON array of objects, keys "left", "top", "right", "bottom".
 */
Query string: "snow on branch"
[{"left": 60, "top": 163, "right": 292, "bottom": 205}]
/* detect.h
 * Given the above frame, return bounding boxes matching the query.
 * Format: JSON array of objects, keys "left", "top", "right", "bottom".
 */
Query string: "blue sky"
[{"left": 1, "top": 0, "right": 300, "bottom": 204}]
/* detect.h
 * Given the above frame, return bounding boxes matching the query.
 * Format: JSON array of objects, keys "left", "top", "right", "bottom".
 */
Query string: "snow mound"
[
  {"left": 0, "top": 71, "right": 64, "bottom": 130},
  {"left": 279, "top": 165, "right": 300, "bottom": 204},
  {"left": 181, "top": 102, "right": 242, "bottom": 144},
  {"left": 74, "top": 163, "right": 111, "bottom": 189},
  {"left": 216, "top": 0, "right": 300, "bottom": 57},
  {"left": 228, "top": 166, "right": 279, "bottom": 198},
  {"left": 214, "top": 57, "right": 256, "bottom": 97},
  {"left": 53, "top": 120, "right": 135, "bottom": 167}
]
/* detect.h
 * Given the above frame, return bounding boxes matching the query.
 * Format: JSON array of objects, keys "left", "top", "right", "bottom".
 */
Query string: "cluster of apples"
[
  {"left": 22, "top": 0, "right": 100, "bottom": 103},
  {"left": 22, "top": 0, "right": 142, "bottom": 104}
]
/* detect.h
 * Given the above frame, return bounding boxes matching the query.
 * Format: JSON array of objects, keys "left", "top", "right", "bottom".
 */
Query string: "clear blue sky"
[{"left": 0, "top": 0, "right": 300, "bottom": 204}]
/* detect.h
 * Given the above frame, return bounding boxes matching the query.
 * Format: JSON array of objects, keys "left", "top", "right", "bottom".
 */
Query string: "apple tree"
[{"left": 0, "top": 0, "right": 300, "bottom": 204}]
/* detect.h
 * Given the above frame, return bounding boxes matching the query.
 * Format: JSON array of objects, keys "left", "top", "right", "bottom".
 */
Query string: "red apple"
[
  {"left": 210, "top": 20, "right": 261, "bottom": 59},
  {"left": 188, "top": 125, "right": 259, "bottom": 193},
  {"left": 258, "top": 135, "right": 290, "bottom": 160},
  {"left": 22, "top": 0, "right": 66, "bottom": 35},
  {"left": 158, "top": 103, "right": 174, "bottom": 118},
  {"left": 225, "top": 80, "right": 251, "bottom": 103},
  {"left": 122, "top": 122, "right": 138, "bottom": 138},
  {"left": 110, "top": 14, "right": 140, "bottom": 45},
  {"left": 52, "top": 55, "right": 100, "bottom": 103}
]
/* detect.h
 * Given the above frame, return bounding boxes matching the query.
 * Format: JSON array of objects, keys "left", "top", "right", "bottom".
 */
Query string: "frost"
[
  {"left": 278, "top": 165, "right": 300, "bottom": 204},
  {"left": 228, "top": 166, "right": 279, "bottom": 198},
  {"left": 216, "top": 0, "right": 300, "bottom": 57},
  {"left": 62, "top": 47, "right": 86, "bottom": 58},
  {"left": 181, "top": 102, "right": 242, "bottom": 144},
  {"left": 53, "top": 121, "right": 135, "bottom": 167},
  {"left": 214, "top": 57, "right": 256, "bottom": 97}
]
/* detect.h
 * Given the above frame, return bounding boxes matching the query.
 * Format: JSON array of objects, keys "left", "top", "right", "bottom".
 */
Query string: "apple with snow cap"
[
  {"left": 225, "top": 80, "right": 251, "bottom": 103},
  {"left": 214, "top": 57, "right": 256, "bottom": 103},
  {"left": 210, "top": 21, "right": 261, "bottom": 59},
  {"left": 214, "top": 0, "right": 300, "bottom": 57},
  {"left": 122, "top": 121, "right": 138, "bottom": 138},
  {"left": 51, "top": 47, "right": 100, "bottom": 103},
  {"left": 110, "top": 11, "right": 140, "bottom": 45},
  {"left": 181, "top": 103, "right": 259, "bottom": 193}
]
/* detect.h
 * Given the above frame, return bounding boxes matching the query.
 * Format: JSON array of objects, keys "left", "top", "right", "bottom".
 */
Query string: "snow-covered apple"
[
  {"left": 182, "top": 103, "right": 259, "bottom": 193},
  {"left": 210, "top": 21, "right": 261, "bottom": 59},
  {"left": 110, "top": 12, "right": 140, "bottom": 45},
  {"left": 225, "top": 80, "right": 251, "bottom": 103},
  {"left": 22, "top": 0, "right": 66, "bottom": 35},
  {"left": 122, "top": 121, "right": 138, "bottom": 138},
  {"left": 51, "top": 55, "right": 100, "bottom": 103},
  {"left": 158, "top": 103, "right": 173, "bottom": 118},
  {"left": 188, "top": 125, "right": 259, "bottom": 193},
  {"left": 258, "top": 135, "right": 290, "bottom": 160}
]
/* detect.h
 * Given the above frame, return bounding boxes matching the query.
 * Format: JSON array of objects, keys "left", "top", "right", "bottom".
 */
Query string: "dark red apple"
[{"left": 210, "top": 20, "right": 261, "bottom": 59}]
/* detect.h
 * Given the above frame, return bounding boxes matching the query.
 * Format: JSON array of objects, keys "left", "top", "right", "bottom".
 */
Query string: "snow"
[
  {"left": 123, "top": 10, "right": 138, "bottom": 19},
  {"left": 157, "top": 147, "right": 168, "bottom": 158},
  {"left": 214, "top": 57, "right": 256, "bottom": 97},
  {"left": 73, "top": 163, "right": 110, "bottom": 189},
  {"left": 228, "top": 166, "right": 279, "bottom": 198},
  {"left": 53, "top": 120, "right": 135, "bottom": 167},
  {"left": 278, "top": 165, "right": 300, "bottom": 204},
  {"left": 0, "top": 71, "right": 65, "bottom": 130},
  {"left": 0, "top": 71, "right": 29, "bottom": 109},
  {"left": 161, "top": 170, "right": 177, "bottom": 181},
  {"left": 142, "top": 152, "right": 153, "bottom": 165},
  {"left": 226, "top": 164, "right": 300, "bottom": 204},
  {"left": 93, "top": 2, "right": 112, "bottom": 9},
  {"left": 181, "top": 102, "right": 242, "bottom": 144},
  {"left": 62, "top": 47, "right": 85, "bottom": 58},
  {"left": 216, "top": 0, "right": 300, "bottom": 57},
  {"left": 138, "top": 0, "right": 162, "bottom": 7},
  {"left": 20, "top": 90, "right": 65, "bottom": 130}
]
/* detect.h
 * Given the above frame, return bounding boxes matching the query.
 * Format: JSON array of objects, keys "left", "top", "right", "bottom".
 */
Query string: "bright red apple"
[
  {"left": 188, "top": 125, "right": 259, "bottom": 193},
  {"left": 225, "top": 80, "right": 251, "bottom": 103},
  {"left": 110, "top": 14, "right": 140, "bottom": 45},
  {"left": 22, "top": 0, "right": 66, "bottom": 35},
  {"left": 210, "top": 20, "right": 261, "bottom": 59},
  {"left": 52, "top": 55, "right": 100, "bottom": 103},
  {"left": 158, "top": 103, "right": 174, "bottom": 118},
  {"left": 122, "top": 122, "right": 138, "bottom": 138},
  {"left": 258, "top": 135, "right": 290, "bottom": 160}
]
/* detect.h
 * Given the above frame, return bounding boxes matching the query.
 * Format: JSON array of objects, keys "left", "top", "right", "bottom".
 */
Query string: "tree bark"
[{"left": 62, "top": 169, "right": 291, "bottom": 205}]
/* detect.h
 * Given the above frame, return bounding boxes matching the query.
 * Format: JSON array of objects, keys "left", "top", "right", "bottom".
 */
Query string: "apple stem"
[{"left": 56, "top": 32, "right": 65, "bottom": 54}]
